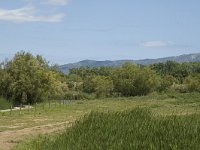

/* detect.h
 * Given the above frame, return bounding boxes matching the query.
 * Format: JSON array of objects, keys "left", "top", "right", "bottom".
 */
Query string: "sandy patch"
[{"left": 0, "top": 121, "right": 73, "bottom": 150}]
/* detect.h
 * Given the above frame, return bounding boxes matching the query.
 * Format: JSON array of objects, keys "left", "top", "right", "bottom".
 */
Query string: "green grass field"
[
  {"left": 1, "top": 93, "right": 200, "bottom": 132},
  {"left": 1, "top": 93, "right": 200, "bottom": 149},
  {"left": 15, "top": 108, "right": 200, "bottom": 150}
]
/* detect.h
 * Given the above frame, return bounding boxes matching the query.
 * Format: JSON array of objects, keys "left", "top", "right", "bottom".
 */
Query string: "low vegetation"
[
  {"left": 15, "top": 108, "right": 200, "bottom": 150},
  {"left": 0, "top": 97, "right": 10, "bottom": 110}
]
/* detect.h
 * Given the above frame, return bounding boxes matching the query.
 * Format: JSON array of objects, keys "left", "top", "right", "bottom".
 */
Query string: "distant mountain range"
[{"left": 59, "top": 53, "right": 200, "bottom": 74}]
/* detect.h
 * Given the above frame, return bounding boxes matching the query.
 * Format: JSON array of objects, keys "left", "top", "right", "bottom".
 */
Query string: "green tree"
[
  {"left": 92, "top": 76, "right": 114, "bottom": 98},
  {"left": 83, "top": 76, "right": 96, "bottom": 93},
  {"left": 67, "top": 74, "right": 83, "bottom": 91},
  {"left": 112, "top": 62, "right": 160, "bottom": 96},
  {"left": 184, "top": 74, "right": 200, "bottom": 92},
  {"left": 159, "top": 75, "right": 178, "bottom": 91},
  {"left": 4, "top": 51, "right": 60, "bottom": 104}
]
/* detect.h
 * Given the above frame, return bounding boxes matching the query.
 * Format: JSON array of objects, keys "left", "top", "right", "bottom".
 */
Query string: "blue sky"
[{"left": 0, "top": 0, "right": 200, "bottom": 64}]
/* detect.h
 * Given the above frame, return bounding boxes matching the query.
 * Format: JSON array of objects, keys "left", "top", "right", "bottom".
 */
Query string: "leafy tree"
[
  {"left": 112, "top": 63, "right": 160, "bottom": 96},
  {"left": 83, "top": 76, "right": 96, "bottom": 93},
  {"left": 112, "top": 62, "right": 137, "bottom": 96},
  {"left": 3, "top": 51, "right": 60, "bottom": 104},
  {"left": 67, "top": 74, "right": 83, "bottom": 91},
  {"left": 133, "top": 67, "right": 160, "bottom": 95},
  {"left": 92, "top": 76, "right": 114, "bottom": 98},
  {"left": 159, "top": 75, "right": 178, "bottom": 91},
  {"left": 184, "top": 74, "right": 200, "bottom": 92}
]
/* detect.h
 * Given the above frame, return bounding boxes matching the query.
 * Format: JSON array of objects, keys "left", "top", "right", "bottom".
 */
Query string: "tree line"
[
  {"left": 68, "top": 60, "right": 200, "bottom": 97},
  {"left": 1, "top": 51, "right": 200, "bottom": 104}
]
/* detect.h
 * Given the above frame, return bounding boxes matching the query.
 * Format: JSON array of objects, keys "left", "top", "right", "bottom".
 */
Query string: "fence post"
[
  {"left": 10, "top": 104, "right": 12, "bottom": 116},
  {"left": 28, "top": 103, "right": 30, "bottom": 113},
  {"left": 19, "top": 103, "right": 22, "bottom": 115},
  {"left": 34, "top": 102, "right": 37, "bottom": 117}
]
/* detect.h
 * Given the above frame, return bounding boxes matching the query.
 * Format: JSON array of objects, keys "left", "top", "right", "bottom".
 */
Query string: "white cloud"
[
  {"left": 139, "top": 41, "right": 173, "bottom": 48},
  {"left": 0, "top": 6, "right": 65, "bottom": 23},
  {"left": 45, "top": 0, "right": 70, "bottom": 6}
]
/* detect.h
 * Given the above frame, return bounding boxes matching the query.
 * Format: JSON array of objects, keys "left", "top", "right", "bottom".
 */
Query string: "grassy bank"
[{"left": 15, "top": 108, "right": 200, "bottom": 150}]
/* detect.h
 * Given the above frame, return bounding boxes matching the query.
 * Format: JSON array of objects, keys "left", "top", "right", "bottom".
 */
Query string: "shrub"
[
  {"left": 184, "top": 75, "right": 200, "bottom": 92},
  {"left": 0, "top": 97, "right": 10, "bottom": 110},
  {"left": 64, "top": 91, "right": 94, "bottom": 100}
]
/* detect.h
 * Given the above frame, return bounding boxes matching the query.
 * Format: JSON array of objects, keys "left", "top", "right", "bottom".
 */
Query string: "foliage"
[
  {"left": 151, "top": 61, "right": 200, "bottom": 82},
  {"left": 112, "top": 63, "right": 160, "bottom": 96},
  {"left": 67, "top": 74, "right": 83, "bottom": 91},
  {"left": 0, "top": 51, "right": 64, "bottom": 104},
  {"left": 92, "top": 76, "right": 114, "bottom": 97},
  {"left": 82, "top": 76, "right": 95, "bottom": 93},
  {"left": 68, "top": 61, "right": 200, "bottom": 97},
  {"left": 0, "top": 97, "right": 10, "bottom": 110},
  {"left": 64, "top": 91, "right": 94, "bottom": 100},
  {"left": 158, "top": 75, "right": 178, "bottom": 92},
  {"left": 2, "top": 51, "right": 200, "bottom": 104},
  {"left": 184, "top": 74, "right": 200, "bottom": 92}
]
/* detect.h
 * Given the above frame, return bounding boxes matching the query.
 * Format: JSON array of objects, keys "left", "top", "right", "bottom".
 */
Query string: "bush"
[
  {"left": 184, "top": 75, "right": 200, "bottom": 92},
  {"left": 158, "top": 75, "right": 178, "bottom": 92},
  {"left": 0, "top": 97, "right": 10, "bottom": 110},
  {"left": 170, "top": 84, "right": 187, "bottom": 93},
  {"left": 112, "top": 63, "right": 160, "bottom": 96},
  {"left": 64, "top": 91, "right": 95, "bottom": 100}
]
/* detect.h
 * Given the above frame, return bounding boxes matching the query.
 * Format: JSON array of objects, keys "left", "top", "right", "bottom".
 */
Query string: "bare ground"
[{"left": 0, "top": 121, "right": 73, "bottom": 150}]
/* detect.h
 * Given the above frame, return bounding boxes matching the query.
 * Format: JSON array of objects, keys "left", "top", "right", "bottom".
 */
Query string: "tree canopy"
[
  {"left": 1, "top": 52, "right": 200, "bottom": 104},
  {"left": 0, "top": 51, "right": 64, "bottom": 104}
]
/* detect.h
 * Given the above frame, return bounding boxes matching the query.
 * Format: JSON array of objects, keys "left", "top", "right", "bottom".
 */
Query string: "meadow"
[
  {"left": 1, "top": 93, "right": 200, "bottom": 132},
  {"left": 15, "top": 108, "right": 200, "bottom": 150},
  {"left": 1, "top": 92, "right": 198, "bottom": 150}
]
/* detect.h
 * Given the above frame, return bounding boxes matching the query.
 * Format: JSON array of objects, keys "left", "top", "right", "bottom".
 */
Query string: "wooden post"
[
  {"left": 34, "top": 103, "right": 37, "bottom": 117},
  {"left": 28, "top": 103, "right": 30, "bottom": 113},
  {"left": 19, "top": 104, "right": 22, "bottom": 115},
  {"left": 10, "top": 104, "right": 12, "bottom": 116}
]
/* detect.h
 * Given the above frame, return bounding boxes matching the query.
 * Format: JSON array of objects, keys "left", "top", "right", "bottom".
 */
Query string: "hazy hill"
[{"left": 59, "top": 53, "right": 200, "bottom": 73}]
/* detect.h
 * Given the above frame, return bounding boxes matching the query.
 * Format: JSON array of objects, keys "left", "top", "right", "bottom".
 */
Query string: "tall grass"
[
  {"left": 0, "top": 97, "right": 10, "bottom": 110},
  {"left": 15, "top": 108, "right": 200, "bottom": 150}
]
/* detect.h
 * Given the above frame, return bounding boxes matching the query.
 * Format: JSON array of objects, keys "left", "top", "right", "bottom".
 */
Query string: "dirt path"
[
  {"left": 0, "top": 121, "right": 73, "bottom": 150},
  {"left": 0, "top": 106, "right": 33, "bottom": 113}
]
